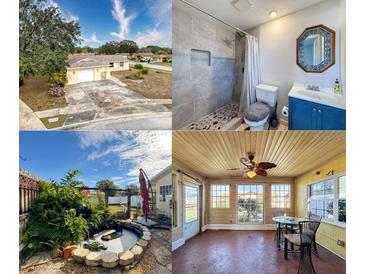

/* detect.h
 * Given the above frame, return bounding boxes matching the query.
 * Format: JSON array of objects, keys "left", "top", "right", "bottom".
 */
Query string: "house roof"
[
  {"left": 150, "top": 165, "right": 172, "bottom": 184},
  {"left": 68, "top": 54, "right": 129, "bottom": 69}
]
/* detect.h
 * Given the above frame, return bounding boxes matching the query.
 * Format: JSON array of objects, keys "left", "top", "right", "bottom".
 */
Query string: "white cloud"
[
  {"left": 81, "top": 33, "right": 101, "bottom": 45},
  {"left": 110, "top": 0, "right": 135, "bottom": 40},
  {"left": 102, "top": 160, "right": 112, "bottom": 167},
  {"left": 41, "top": 1, "right": 79, "bottom": 22},
  {"left": 42, "top": 0, "right": 58, "bottom": 8},
  {"left": 135, "top": 29, "right": 166, "bottom": 47},
  {"left": 76, "top": 131, "right": 171, "bottom": 181},
  {"left": 147, "top": 0, "right": 172, "bottom": 27}
]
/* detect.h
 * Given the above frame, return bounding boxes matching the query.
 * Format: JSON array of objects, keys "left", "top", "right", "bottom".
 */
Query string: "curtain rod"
[{"left": 179, "top": 0, "right": 248, "bottom": 37}]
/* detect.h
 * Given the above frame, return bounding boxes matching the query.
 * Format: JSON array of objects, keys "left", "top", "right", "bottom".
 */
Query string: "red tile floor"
[{"left": 173, "top": 230, "right": 345, "bottom": 274}]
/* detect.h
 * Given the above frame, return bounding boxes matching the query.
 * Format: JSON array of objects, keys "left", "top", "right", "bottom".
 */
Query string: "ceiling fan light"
[
  {"left": 247, "top": 170, "right": 256, "bottom": 178},
  {"left": 269, "top": 10, "right": 278, "bottom": 17}
]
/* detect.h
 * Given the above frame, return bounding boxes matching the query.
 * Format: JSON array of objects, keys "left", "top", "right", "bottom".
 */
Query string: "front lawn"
[
  {"left": 152, "top": 62, "right": 172, "bottom": 67},
  {"left": 112, "top": 69, "right": 172, "bottom": 99},
  {"left": 20, "top": 75, "right": 67, "bottom": 112}
]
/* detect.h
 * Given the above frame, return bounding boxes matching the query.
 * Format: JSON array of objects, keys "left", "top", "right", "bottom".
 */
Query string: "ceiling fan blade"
[
  {"left": 240, "top": 157, "right": 251, "bottom": 167},
  {"left": 255, "top": 169, "right": 268, "bottom": 176},
  {"left": 257, "top": 162, "right": 277, "bottom": 170},
  {"left": 227, "top": 168, "right": 240, "bottom": 171}
]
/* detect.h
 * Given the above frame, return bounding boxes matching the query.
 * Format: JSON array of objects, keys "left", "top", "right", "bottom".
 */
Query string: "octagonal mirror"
[{"left": 296, "top": 24, "right": 335, "bottom": 73}]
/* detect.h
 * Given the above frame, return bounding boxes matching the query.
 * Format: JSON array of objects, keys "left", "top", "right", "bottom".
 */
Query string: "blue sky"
[
  {"left": 43, "top": 0, "right": 172, "bottom": 47},
  {"left": 19, "top": 131, "right": 171, "bottom": 188}
]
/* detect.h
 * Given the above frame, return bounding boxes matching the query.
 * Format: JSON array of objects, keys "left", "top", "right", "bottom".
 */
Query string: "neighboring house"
[
  {"left": 66, "top": 54, "right": 130, "bottom": 85},
  {"left": 151, "top": 165, "right": 172, "bottom": 217}
]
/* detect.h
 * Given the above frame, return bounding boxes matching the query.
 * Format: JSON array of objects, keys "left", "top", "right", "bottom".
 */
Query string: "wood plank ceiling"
[{"left": 173, "top": 131, "right": 345, "bottom": 178}]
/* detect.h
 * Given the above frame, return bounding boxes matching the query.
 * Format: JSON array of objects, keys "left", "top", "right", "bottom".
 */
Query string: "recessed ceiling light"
[{"left": 269, "top": 10, "right": 278, "bottom": 17}]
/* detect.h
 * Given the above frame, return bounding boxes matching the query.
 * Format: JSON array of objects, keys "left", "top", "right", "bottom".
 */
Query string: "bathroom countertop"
[{"left": 288, "top": 84, "right": 346, "bottom": 110}]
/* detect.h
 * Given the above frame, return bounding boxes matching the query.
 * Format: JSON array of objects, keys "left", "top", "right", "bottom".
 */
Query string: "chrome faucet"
[{"left": 307, "top": 85, "right": 320, "bottom": 91}]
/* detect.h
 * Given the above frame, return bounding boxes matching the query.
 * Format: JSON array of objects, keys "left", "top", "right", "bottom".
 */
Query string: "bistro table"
[{"left": 272, "top": 216, "right": 308, "bottom": 249}]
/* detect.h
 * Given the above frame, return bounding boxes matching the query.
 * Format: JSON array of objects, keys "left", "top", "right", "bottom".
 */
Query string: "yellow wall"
[{"left": 295, "top": 153, "right": 346, "bottom": 259}]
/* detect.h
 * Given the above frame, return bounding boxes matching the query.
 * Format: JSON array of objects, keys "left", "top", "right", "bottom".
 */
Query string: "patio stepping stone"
[
  {"left": 119, "top": 250, "right": 134, "bottom": 266},
  {"left": 85, "top": 252, "right": 102, "bottom": 266},
  {"left": 130, "top": 245, "right": 143, "bottom": 260},
  {"left": 101, "top": 252, "right": 119, "bottom": 268},
  {"left": 143, "top": 231, "right": 152, "bottom": 237},
  {"left": 137, "top": 239, "right": 148, "bottom": 250},
  {"left": 72, "top": 248, "right": 90, "bottom": 262},
  {"left": 142, "top": 235, "right": 151, "bottom": 241}
]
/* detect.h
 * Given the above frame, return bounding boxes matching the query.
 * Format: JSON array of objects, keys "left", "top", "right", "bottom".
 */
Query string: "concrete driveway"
[{"left": 31, "top": 78, "right": 171, "bottom": 130}]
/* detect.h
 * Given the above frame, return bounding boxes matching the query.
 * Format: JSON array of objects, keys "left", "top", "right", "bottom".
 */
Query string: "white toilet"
[{"left": 244, "top": 84, "right": 279, "bottom": 131}]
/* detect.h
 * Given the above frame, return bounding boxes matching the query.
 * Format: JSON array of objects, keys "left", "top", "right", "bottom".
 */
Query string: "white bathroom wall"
[{"left": 249, "top": 0, "right": 345, "bottom": 121}]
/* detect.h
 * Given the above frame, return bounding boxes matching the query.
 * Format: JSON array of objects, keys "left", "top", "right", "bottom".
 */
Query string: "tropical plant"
[{"left": 21, "top": 170, "right": 107, "bottom": 260}]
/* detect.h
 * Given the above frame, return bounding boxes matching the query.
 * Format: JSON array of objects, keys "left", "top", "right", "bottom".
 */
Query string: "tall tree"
[
  {"left": 119, "top": 40, "right": 139, "bottom": 55},
  {"left": 19, "top": 0, "right": 81, "bottom": 83}
]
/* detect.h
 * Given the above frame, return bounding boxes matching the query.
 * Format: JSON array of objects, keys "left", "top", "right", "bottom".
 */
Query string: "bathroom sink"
[{"left": 289, "top": 85, "right": 346, "bottom": 110}]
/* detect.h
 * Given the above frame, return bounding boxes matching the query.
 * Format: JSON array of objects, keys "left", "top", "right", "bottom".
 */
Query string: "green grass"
[
  {"left": 152, "top": 62, "right": 172, "bottom": 67},
  {"left": 108, "top": 205, "right": 127, "bottom": 215}
]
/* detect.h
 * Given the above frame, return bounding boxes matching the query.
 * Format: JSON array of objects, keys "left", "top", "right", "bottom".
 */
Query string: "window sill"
[{"left": 321, "top": 219, "right": 346, "bottom": 228}]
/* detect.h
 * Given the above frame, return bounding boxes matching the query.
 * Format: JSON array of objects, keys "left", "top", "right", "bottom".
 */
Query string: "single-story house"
[
  {"left": 151, "top": 165, "right": 172, "bottom": 217},
  {"left": 66, "top": 54, "right": 130, "bottom": 85}
]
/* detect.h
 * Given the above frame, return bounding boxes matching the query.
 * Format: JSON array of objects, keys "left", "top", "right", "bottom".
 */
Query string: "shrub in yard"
[
  {"left": 21, "top": 170, "right": 107, "bottom": 261},
  {"left": 49, "top": 72, "right": 68, "bottom": 87},
  {"left": 48, "top": 86, "right": 63, "bottom": 97},
  {"left": 134, "top": 64, "right": 144, "bottom": 70},
  {"left": 141, "top": 67, "right": 149, "bottom": 74},
  {"left": 136, "top": 70, "right": 144, "bottom": 80}
]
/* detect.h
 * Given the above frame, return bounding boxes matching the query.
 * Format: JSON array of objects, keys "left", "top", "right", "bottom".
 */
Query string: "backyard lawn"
[
  {"left": 19, "top": 75, "right": 67, "bottom": 112},
  {"left": 112, "top": 68, "right": 172, "bottom": 99},
  {"left": 108, "top": 204, "right": 128, "bottom": 215}
]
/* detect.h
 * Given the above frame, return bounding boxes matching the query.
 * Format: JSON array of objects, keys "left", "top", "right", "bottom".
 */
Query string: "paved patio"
[
  {"left": 20, "top": 229, "right": 171, "bottom": 274},
  {"left": 20, "top": 78, "right": 171, "bottom": 130}
]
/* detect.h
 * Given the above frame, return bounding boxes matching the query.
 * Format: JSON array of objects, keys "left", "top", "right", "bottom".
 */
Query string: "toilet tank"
[{"left": 256, "top": 84, "right": 279, "bottom": 107}]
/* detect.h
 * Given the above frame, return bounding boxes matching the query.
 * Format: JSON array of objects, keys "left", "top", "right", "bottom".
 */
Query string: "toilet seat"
[{"left": 244, "top": 102, "right": 271, "bottom": 130}]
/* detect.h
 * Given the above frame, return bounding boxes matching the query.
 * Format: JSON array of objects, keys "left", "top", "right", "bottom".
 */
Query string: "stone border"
[{"left": 72, "top": 220, "right": 151, "bottom": 269}]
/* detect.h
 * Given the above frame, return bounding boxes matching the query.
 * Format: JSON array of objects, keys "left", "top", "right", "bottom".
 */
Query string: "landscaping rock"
[
  {"left": 85, "top": 252, "right": 102, "bottom": 266},
  {"left": 72, "top": 248, "right": 90, "bottom": 262},
  {"left": 119, "top": 250, "right": 134, "bottom": 266},
  {"left": 130, "top": 245, "right": 143, "bottom": 260},
  {"left": 101, "top": 252, "right": 119, "bottom": 268},
  {"left": 21, "top": 251, "right": 52, "bottom": 270},
  {"left": 143, "top": 231, "right": 152, "bottom": 237},
  {"left": 101, "top": 234, "right": 112, "bottom": 241},
  {"left": 142, "top": 235, "right": 151, "bottom": 241},
  {"left": 137, "top": 239, "right": 148, "bottom": 250},
  {"left": 48, "top": 117, "right": 59, "bottom": 123},
  {"left": 149, "top": 245, "right": 171, "bottom": 266},
  {"left": 51, "top": 247, "right": 63, "bottom": 258},
  {"left": 63, "top": 245, "right": 77, "bottom": 259}
]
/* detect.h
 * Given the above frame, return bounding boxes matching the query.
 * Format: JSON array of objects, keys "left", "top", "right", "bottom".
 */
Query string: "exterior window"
[
  {"left": 237, "top": 184, "right": 264, "bottom": 224},
  {"left": 120, "top": 62, "right": 124, "bottom": 66},
  {"left": 160, "top": 185, "right": 172, "bottom": 202},
  {"left": 211, "top": 184, "right": 230, "bottom": 208},
  {"left": 109, "top": 62, "right": 114, "bottom": 67},
  {"left": 271, "top": 184, "right": 290, "bottom": 208},
  {"left": 308, "top": 179, "right": 335, "bottom": 220},
  {"left": 338, "top": 175, "right": 346, "bottom": 223}
]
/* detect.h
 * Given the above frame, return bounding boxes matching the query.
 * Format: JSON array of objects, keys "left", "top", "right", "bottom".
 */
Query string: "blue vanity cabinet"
[{"left": 288, "top": 97, "right": 346, "bottom": 130}]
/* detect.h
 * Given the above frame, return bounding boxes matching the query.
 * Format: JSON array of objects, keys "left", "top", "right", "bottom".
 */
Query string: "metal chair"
[
  {"left": 284, "top": 220, "right": 321, "bottom": 274},
  {"left": 308, "top": 213, "right": 322, "bottom": 256}
]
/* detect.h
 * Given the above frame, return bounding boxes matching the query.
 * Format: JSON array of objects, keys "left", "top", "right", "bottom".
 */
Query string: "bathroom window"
[
  {"left": 211, "top": 184, "right": 230, "bottom": 208},
  {"left": 191, "top": 49, "right": 211, "bottom": 66},
  {"left": 271, "top": 184, "right": 290, "bottom": 208}
]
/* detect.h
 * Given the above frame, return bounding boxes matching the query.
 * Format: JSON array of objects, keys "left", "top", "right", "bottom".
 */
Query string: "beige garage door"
[{"left": 78, "top": 69, "right": 94, "bottom": 83}]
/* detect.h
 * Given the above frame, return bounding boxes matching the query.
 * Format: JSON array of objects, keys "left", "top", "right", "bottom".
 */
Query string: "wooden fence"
[{"left": 19, "top": 170, "right": 39, "bottom": 215}]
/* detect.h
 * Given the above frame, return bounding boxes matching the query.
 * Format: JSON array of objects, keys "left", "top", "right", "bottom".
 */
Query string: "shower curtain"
[{"left": 238, "top": 34, "right": 261, "bottom": 115}]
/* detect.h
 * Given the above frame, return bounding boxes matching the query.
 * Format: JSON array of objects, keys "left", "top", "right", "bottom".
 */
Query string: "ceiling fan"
[{"left": 228, "top": 152, "right": 277, "bottom": 178}]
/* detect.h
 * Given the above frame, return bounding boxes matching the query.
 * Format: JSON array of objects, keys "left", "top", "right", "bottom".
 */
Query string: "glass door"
[{"left": 184, "top": 185, "right": 199, "bottom": 240}]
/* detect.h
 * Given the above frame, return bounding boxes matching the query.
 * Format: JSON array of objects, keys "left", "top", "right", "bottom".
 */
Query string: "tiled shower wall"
[{"left": 172, "top": 6, "right": 236, "bottom": 129}]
